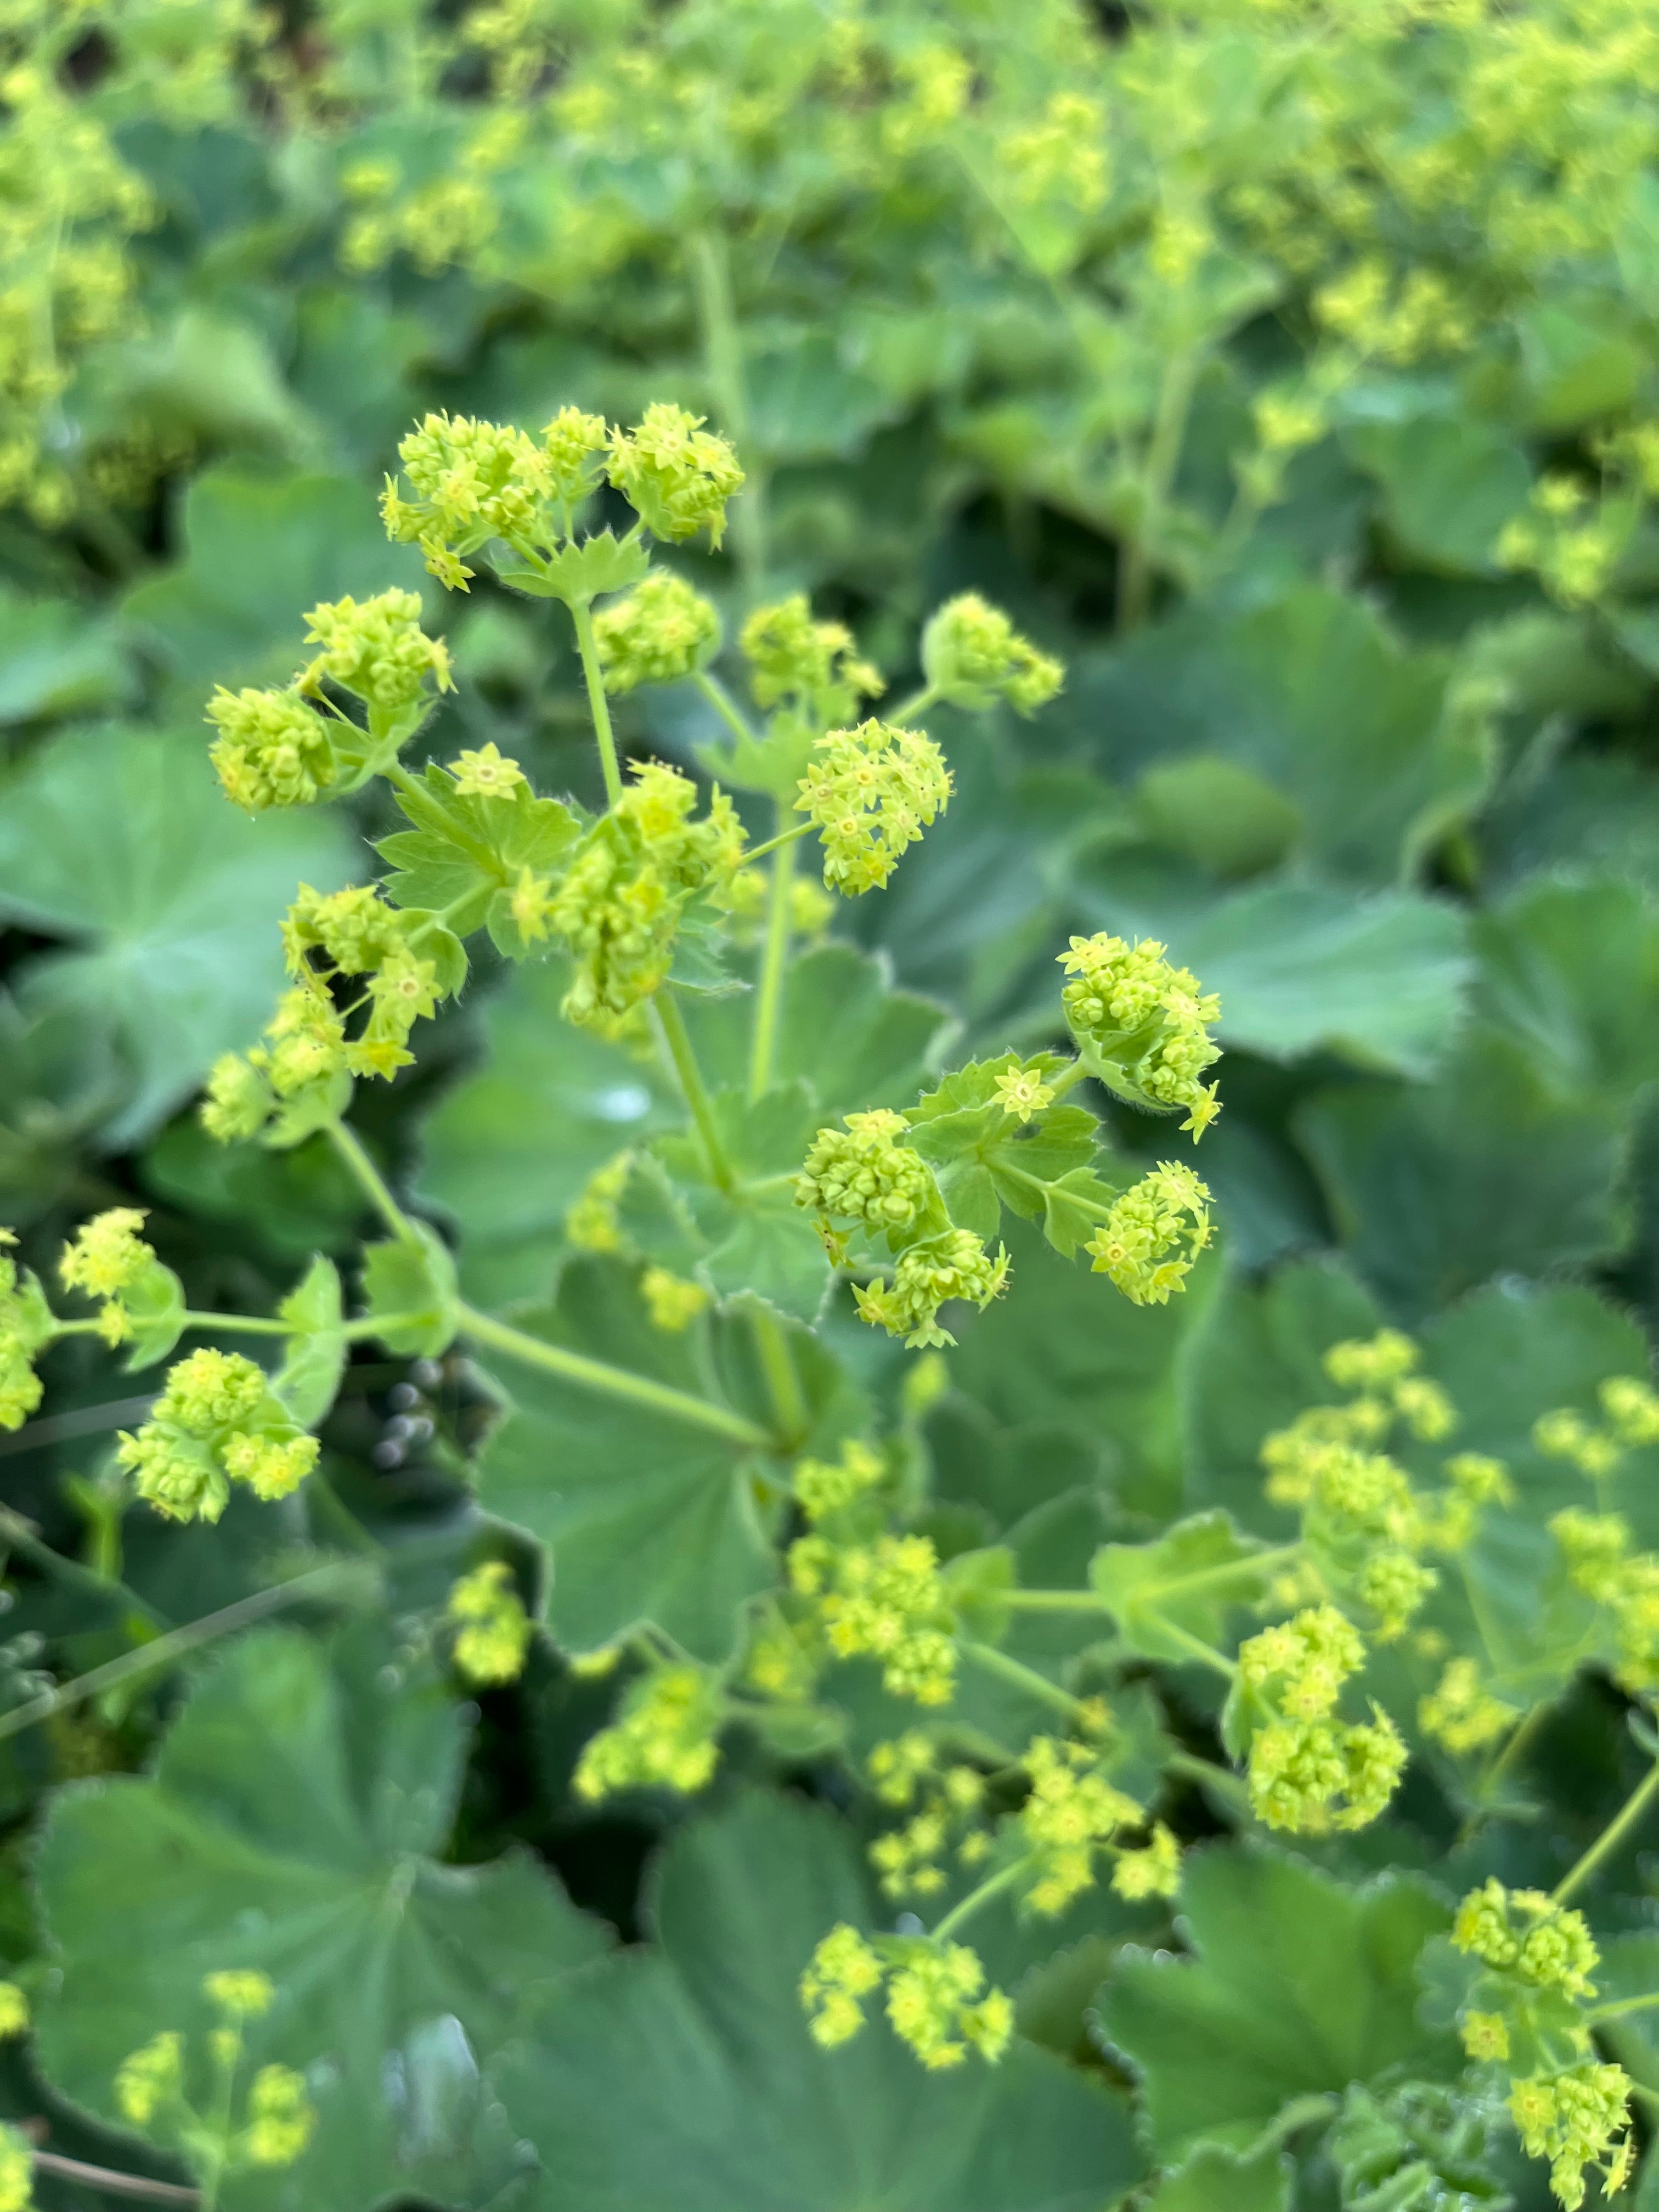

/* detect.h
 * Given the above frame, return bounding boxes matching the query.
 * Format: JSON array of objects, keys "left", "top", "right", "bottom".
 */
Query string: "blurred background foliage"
[{"left": 5, "top": 0, "right": 1659, "bottom": 2205}]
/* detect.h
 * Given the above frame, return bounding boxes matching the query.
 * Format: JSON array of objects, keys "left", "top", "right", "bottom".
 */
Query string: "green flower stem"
[
  {"left": 1132, "top": 1544, "right": 1304, "bottom": 1604},
  {"left": 740, "top": 819, "right": 814, "bottom": 867},
  {"left": 1551, "top": 1754, "right": 1659, "bottom": 1905},
  {"left": 325, "top": 1120, "right": 414, "bottom": 1242},
  {"left": 0, "top": 1394, "right": 158, "bottom": 1460},
  {"left": 928, "top": 1855, "right": 1030, "bottom": 1945},
  {"left": 653, "top": 988, "right": 737, "bottom": 1193},
  {"left": 571, "top": 600, "right": 624, "bottom": 806},
  {"left": 0, "top": 1562, "right": 361, "bottom": 1749},
  {"left": 1152, "top": 1617, "right": 1240, "bottom": 1679},
  {"left": 1002, "top": 1588, "right": 1112, "bottom": 1611},
  {"left": 0, "top": 1504, "right": 165, "bottom": 1633},
  {"left": 749, "top": 1306, "right": 808, "bottom": 1448},
  {"left": 341, "top": 1311, "right": 441, "bottom": 1343},
  {"left": 1164, "top": 1748, "right": 1254, "bottom": 1814},
  {"left": 1118, "top": 347, "right": 1200, "bottom": 633},
  {"left": 959, "top": 1638, "right": 1084, "bottom": 1717},
  {"left": 748, "top": 809, "right": 795, "bottom": 1100},
  {"left": 687, "top": 226, "right": 769, "bottom": 596},
  {"left": 305, "top": 1470, "right": 382, "bottom": 1556},
  {"left": 1585, "top": 1990, "right": 1659, "bottom": 2026},
  {"left": 888, "top": 683, "right": 939, "bottom": 725},
  {"left": 179, "top": 1311, "right": 293, "bottom": 1338},
  {"left": 455, "top": 1302, "right": 772, "bottom": 1451},
  {"left": 1046, "top": 1059, "right": 1089, "bottom": 1100},
  {"left": 28, "top": 2145, "right": 200, "bottom": 2205},
  {"left": 693, "top": 669, "right": 758, "bottom": 748}
]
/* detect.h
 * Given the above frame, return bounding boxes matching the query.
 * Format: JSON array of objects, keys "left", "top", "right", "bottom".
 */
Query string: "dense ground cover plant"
[{"left": 5, "top": 3, "right": 1659, "bottom": 2211}]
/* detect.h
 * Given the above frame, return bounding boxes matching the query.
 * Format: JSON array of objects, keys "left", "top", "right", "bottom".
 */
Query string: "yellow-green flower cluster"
[
  {"left": 573, "top": 1665, "right": 724, "bottom": 1800},
  {"left": 1085, "top": 1161, "right": 1214, "bottom": 1306},
  {"left": 1058, "top": 934, "right": 1221, "bottom": 1133},
  {"left": 522, "top": 762, "right": 745, "bottom": 1032},
  {"left": 795, "top": 719, "right": 951, "bottom": 895},
  {"left": 244, "top": 2064, "right": 317, "bottom": 2169},
  {"left": 116, "top": 1973, "right": 316, "bottom": 2177},
  {"left": 302, "top": 589, "right": 453, "bottom": 719},
  {"left": 116, "top": 1348, "right": 318, "bottom": 1524},
  {"left": 794, "top": 1437, "right": 885, "bottom": 1523},
  {"left": 640, "top": 1266, "right": 709, "bottom": 1333},
  {"left": 1510, "top": 2067, "right": 1632, "bottom": 2211},
  {"left": 920, "top": 592, "right": 1064, "bottom": 715},
  {"left": 850, "top": 1229, "right": 1010, "bottom": 1350},
  {"left": 204, "top": 1970, "right": 273, "bottom": 2020},
  {"left": 1497, "top": 475, "right": 1632, "bottom": 611},
  {"left": 566, "top": 1152, "right": 634, "bottom": 1252},
  {"left": 1535, "top": 1374, "right": 1659, "bottom": 1483},
  {"left": 207, "top": 688, "right": 337, "bottom": 814},
  {"left": 0, "top": 2123, "right": 27, "bottom": 2212},
  {"left": 58, "top": 1208, "right": 170, "bottom": 1348},
  {"left": 115, "top": 2031, "right": 184, "bottom": 2125},
  {"left": 1418, "top": 1657, "right": 1517, "bottom": 1757},
  {"left": 1234, "top": 1605, "right": 1404, "bottom": 1833},
  {"left": 381, "top": 411, "right": 589, "bottom": 587},
  {"left": 1323, "top": 1329, "right": 1458, "bottom": 1441},
  {"left": 201, "top": 987, "right": 349, "bottom": 1143},
  {"left": 448, "top": 742, "right": 526, "bottom": 798},
  {"left": 593, "top": 572, "right": 720, "bottom": 693},
  {"left": 1453, "top": 1879, "right": 1599, "bottom": 2002},
  {"left": 867, "top": 1743, "right": 989, "bottom": 1902},
  {"left": 1549, "top": 1508, "right": 1659, "bottom": 1692},
  {"left": 796, "top": 1109, "right": 943, "bottom": 1245},
  {"left": 740, "top": 596, "right": 883, "bottom": 721},
  {"left": 280, "top": 884, "right": 443, "bottom": 1082},
  {"left": 788, "top": 1530, "right": 957, "bottom": 1703},
  {"left": 447, "top": 1561, "right": 532, "bottom": 1685},
  {"left": 799, "top": 1925, "right": 1012, "bottom": 2070},
  {"left": 0, "top": 1231, "right": 54, "bottom": 1430},
  {"left": 1018, "top": 1735, "right": 1169, "bottom": 1916},
  {"left": 605, "top": 404, "right": 744, "bottom": 546},
  {"left": 0, "top": 1984, "right": 27, "bottom": 2038}
]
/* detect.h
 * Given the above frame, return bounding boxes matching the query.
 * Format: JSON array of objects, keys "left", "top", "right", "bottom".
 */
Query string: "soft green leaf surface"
[
  {"left": 1089, "top": 1511, "right": 1271, "bottom": 1664},
  {"left": 495, "top": 1791, "right": 1143, "bottom": 2212},
  {"left": 1099, "top": 1845, "right": 1457, "bottom": 2162},
  {"left": 0, "top": 590, "right": 131, "bottom": 725},
  {"left": 0, "top": 726, "right": 354, "bottom": 1144},
  {"left": 35, "top": 1627, "right": 606, "bottom": 2212}
]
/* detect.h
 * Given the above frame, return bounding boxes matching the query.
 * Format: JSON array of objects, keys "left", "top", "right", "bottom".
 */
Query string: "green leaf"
[
  {"left": 498, "top": 530, "right": 650, "bottom": 607},
  {"left": 1518, "top": 298, "right": 1643, "bottom": 429},
  {"left": 359, "top": 1222, "right": 459, "bottom": 1357},
  {"left": 33, "top": 1625, "right": 606, "bottom": 2212},
  {"left": 1088, "top": 1512, "right": 1272, "bottom": 1665},
  {"left": 273, "top": 1256, "right": 346, "bottom": 1428},
  {"left": 492, "top": 1791, "right": 1143, "bottom": 2212},
  {"left": 1071, "top": 586, "right": 1495, "bottom": 887},
  {"left": 475, "top": 1256, "right": 866, "bottom": 1658},
  {"left": 682, "top": 943, "right": 951, "bottom": 1122},
  {"left": 1142, "top": 2143, "right": 1291, "bottom": 2212},
  {"left": 1036, "top": 1165, "right": 1126, "bottom": 1260},
  {"left": 950, "top": 1218, "right": 1224, "bottom": 1520},
  {"left": 1472, "top": 874, "right": 1659, "bottom": 1109},
  {"left": 122, "top": 471, "right": 426, "bottom": 713},
  {"left": 1296, "top": 1033, "right": 1628, "bottom": 1318},
  {"left": 1071, "top": 857, "right": 1471, "bottom": 1080},
  {"left": 118, "top": 1257, "right": 189, "bottom": 1373},
  {"left": 142, "top": 1122, "right": 364, "bottom": 1263},
  {"left": 0, "top": 589, "right": 131, "bottom": 726},
  {"left": 0, "top": 726, "right": 354, "bottom": 1147},
  {"left": 378, "top": 766, "right": 579, "bottom": 940},
  {"left": 1099, "top": 1845, "right": 1457, "bottom": 2163},
  {"left": 1133, "top": 755, "right": 1301, "bottom": 882},
  {"left": 1344, "top": 415, "right": 1531, "bottom": 575}
]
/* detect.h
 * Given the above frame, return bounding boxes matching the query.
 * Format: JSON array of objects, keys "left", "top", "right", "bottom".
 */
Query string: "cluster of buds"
[
  {"left": 1549, "top": 1507, "right": 1659, "bottom": 1693},
  {"left": 850, "top": 1229, "right": 1010, "bottom": 1351},
  {"left": 201, "top": 986, "right": 352, "bottom": 1146},
  {"left": 594, "top": 572, "right": 720, "bottom": 693},
  {"left": 58, "top": 1209, "right": 179, "bottom": 1350},
  {"left": 0, "top": 1232, "right": 55, "bottom": 1429},
  {"left": 446, "top": 1561, "right": 533, "bottom": 1685},
  {"left": 115, "top": 1970, "right": 317, "bottom": 2176},
  {"left": 741, "top": 595, "right": 883, "bottom": 725},
  {"left": 866, "top": 1735, "right": 990, "bottom": 1901},
  {"left": 788, "top": 1530, "right": 957, "bottom": 1705},
  {"left": 1418, "top": 1656, "right": 1517, "bottom": 1757},
  {"left": 1018, "top": 1735, "right": 1177, "bottom": 1916},
  {"left": 1058, "top": 934, "right": 1221, "bottom": 1135},
  {"left": 116, "top": 1349, "right": 318, "bottom": 1524},
  {"left": 517, "top": 761, "right": 745, "bottom": 1032},
  {"left": 799, "top": 1924, "right": 1012, "bottom": 2070},
  {"left": 1085, "top": 1161, "right": 1214, "bottom": 1307},
  {"left": 208, "top": 590, "right": 452, "bottom": 812},
  {"left": 919, "top": 592, "right": 1064, "bottom": 715},
  {"left": 1534, "top": 1373, "right": 1659, "bottom": 1483},
  {"left": 795, "top": 719, "right": 952, "bottom": 895},
  {"left": 572, "top": 1664, "right": 724, "bottom": 1800},
  {"left": 1229, "top": 1604, "right": 1404, "bottom": 1833},
  {"left": 796, "top": 1109, "right": 945, "bottom": 1246},
  {"left": 640, "top": 1266, "right": 709, "bottom": 1333},
  {"left": 1451, "top": 1881, "right": 1631, "bottom": 2209}
]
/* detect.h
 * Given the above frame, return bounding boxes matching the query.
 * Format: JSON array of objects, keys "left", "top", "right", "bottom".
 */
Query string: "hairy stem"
[
  {"left": 749, "top": 811, "right": 794, "bottom": 1100},
  {"left": 1551, "top": 1756, "right": 1659, "bottom": 1906},
  {"left": 959, "top": 1638, "right": 1084, "bottom": 1716},
  {"left": 457, "top": 1302, "right": 771, "bottom": 1451},
  {"left": 0, "top": 1563, "right": 361, "bottom": 1747},
  {"left": 325, "top": 1121, "right": 412, "bottom": 1241},
  {"left": 889, "top": 682, "right": 939, "bottom": 725},
  {"left": 928, "top": 1855, "right": 1029, "bottom": 1945},
  {"left": 693, "top": 669, "right": 758, "bottom": 749},
  {"left": 29, "top": 2146, "right": 198, "bottom": 2206},
  {"left": 741, "top": 820, "right": 814, "bottom": 867},
  {"left": 179, "top": 1311, "right": 292, "bottom": 1338},
  {"left": 571, "top": 600, "right": 624, "bottom": 806},
  {"left": 653, "top": 988, "right": 737, "bottom": 1192},
  {"left": 688, "top": 227, "right": 769, "bottom": 596},
  {"left": 749, "top": 1306, "right": 808, "bottom": 1447}
]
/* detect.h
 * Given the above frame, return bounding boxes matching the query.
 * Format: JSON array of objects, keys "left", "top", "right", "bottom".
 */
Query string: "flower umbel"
[{"left": 796, "top": 719, "right": 951, "bottom": 895}]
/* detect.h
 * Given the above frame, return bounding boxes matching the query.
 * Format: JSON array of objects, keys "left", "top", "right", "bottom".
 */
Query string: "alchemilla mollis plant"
[{"left": 6, "top": 2, "right": 1659, "bottom": 2210}]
